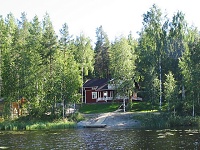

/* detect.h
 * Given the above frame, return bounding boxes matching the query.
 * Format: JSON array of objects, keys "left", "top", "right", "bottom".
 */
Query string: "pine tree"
[
  {"left": 94, "top": 26, "right": 110, "bottom": 78},
  {"left": 40, "top": 13, "right": 58, "bottom": 114},
  {"left": 26, "top": 15, "right": 44, "bottom": 114}
]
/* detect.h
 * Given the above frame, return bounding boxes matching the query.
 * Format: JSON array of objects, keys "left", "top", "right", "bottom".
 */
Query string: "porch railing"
[{"left": 96, "top": 97, "right": 113, "bottom": 102}]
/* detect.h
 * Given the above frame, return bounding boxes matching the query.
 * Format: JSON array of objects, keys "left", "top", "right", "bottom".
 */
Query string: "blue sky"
[{"left": 0, "top": 0, "right": 199, "bottom": 43}]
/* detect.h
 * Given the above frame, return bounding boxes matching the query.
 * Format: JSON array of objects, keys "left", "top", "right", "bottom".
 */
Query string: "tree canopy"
[{"left": 0, "top": 4, "right": 200, "bottom": 118}]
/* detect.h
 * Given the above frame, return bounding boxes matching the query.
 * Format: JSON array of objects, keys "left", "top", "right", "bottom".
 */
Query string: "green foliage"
[
  {"left": 179, "top": 28, "right": 200, "bottom": 116},
  {"left": 0, "top": 13, "right": 83, "bottom": 119},
  {"left": 137, "top": 4, "right": 163, "bottom": 104},
  {"left": 1, "top": 4, "right": 200, "bottom": 120},
  {"left": 0, "top": 120, "right": 76, "bottom": 130},
  {"left": 163, "top": 71, "right": 178, "bottom": 113},
  {"left": 167, "top": 115, "right": 199, "bottom": 127},
  {"left": 136, "top": 113, "right": 200, "bottom": 128},
  {"left": 68, "top": 112, "right": 84, "bottom": 122},
  {"left": 110, "top": 37, "right": 136, "bottom": 80},
  {"left": 0, "top": 114, "right": 78, "bottom": 130},
  {"left": 140, "top": 113, "right": 168, "bottom": 128},
  {"left": 109, "top": 37, "right": 137, "bottom": 98},
  {"left": 94, "top": 26, "right": 110, "bottom": 78},
  {"left": 26, "top": 121, "right": 75, "bottom": 130},
  {"left": 129, "top": 102, "right": 158, "bottom": 112},
  {"left": 137, "top": 4, "right": 200, "bottom": 116},
  {"left": 73, "top": 33, "right": 94, "bottom": 76}
]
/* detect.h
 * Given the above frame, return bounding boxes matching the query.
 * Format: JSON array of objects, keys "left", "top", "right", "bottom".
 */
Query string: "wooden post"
[{"left": 123, "top": 98, "right": 125, "bottom": 112}]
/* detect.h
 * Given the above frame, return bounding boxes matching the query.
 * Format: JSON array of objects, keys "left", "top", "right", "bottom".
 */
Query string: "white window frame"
[{"left": 92, "top": 92, "right": 97, "bottom": 99}]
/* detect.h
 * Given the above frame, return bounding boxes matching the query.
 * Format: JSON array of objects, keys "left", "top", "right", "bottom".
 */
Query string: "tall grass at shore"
[
  {"left": 135, "top": 112, "right": 200, "bottom": 128},
  {"left": 0, "top": 119, "right": 76, "bottom": 131},
  {"left": 26, "top": 121, "right": 76, "bottom": 130},
  {"left": 130, "top": 101, "right": 200, "bottom": 128},
  {"left": 0, "top": 112, "right": 84, "bottom": 131}
]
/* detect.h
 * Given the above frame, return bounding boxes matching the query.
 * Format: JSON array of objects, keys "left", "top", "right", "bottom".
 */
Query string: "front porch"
[{"left": 96, "top": 97, "right": 113, "bottom": 102}]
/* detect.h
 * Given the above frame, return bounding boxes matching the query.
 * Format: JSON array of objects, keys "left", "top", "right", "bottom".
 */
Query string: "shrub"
[
  {"left": 137, "top": 112, "right": 200, "bottom": 129},
  {"left": 168, "top": 115, "right": 199, "bottom": 127},
  {"left": 68, "top": 112, "right": 84, "bottom": 122}
]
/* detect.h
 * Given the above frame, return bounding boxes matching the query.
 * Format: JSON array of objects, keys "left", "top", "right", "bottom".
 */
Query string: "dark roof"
[
  {"left": 83, "top": 78, "right": 109, "bottom": 88},
  {"left": 97, "top": 84, "right": 108, "bottom": 90}
]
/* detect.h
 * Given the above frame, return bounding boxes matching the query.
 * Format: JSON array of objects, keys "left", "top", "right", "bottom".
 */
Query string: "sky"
[{"left": 0, "top": 0, "right": 200, "bottom": 43}]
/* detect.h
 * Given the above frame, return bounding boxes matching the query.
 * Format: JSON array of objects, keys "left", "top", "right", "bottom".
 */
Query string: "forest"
[{"left": 0, "top": 4, "right": 200, "bottom": 118}]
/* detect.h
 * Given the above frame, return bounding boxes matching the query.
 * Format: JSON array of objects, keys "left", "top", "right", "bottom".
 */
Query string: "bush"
[
  {"left": 137, "top": 112, "right": 200, "bottom": 129},
  {"left": 140, "top": 113, "right": 168, "bottom": 128},
  {"left": 0, "top": 115, "right": 77, "bottom": 131},
  {"left": 68, "top": 112, "right": 84, "bottom": 122},
  {"left": 168, "top": 115, "right": 199, "bottom": 127}
]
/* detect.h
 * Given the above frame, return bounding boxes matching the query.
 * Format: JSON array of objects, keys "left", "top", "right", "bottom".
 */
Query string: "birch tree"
[{"left": 110, "top": 37, "right": 137, "bottom": 98}]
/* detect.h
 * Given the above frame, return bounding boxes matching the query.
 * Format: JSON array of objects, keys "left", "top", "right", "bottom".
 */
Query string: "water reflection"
[{"left": 0, "top": 128, "right": 200, "bottom": 149}]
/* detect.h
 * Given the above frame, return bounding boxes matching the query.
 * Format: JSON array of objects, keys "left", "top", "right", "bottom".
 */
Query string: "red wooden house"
[
  {"left": 83, "top": 78, "right": 115, "bottom": 103},
  {"left": 83, "top": 78, "right": 142, "bottom": 103}
]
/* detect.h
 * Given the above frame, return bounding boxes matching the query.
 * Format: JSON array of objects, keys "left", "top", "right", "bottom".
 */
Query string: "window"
[{"left": 92, "top": 92, "right": 97, "bottom": 99}]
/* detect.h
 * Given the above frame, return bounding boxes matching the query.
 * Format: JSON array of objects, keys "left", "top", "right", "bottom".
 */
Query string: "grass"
[
  {"left": 79, "top": 101, "right": 156, "bottom": 114},
  {"left": 79, "top": 103, "right": 120, "bottom": 114},
  {"left": 128, "top": 101, "right": 200, "bottom": 128},
  {"left": 129, "top": 101, "right": 159, "bottom": 112},
  {"left": 134, "top": 112, "right": 200, "bottom": 129},
  {"left": 0, "top": 119, "right": 76, "bottom": 131},
  {"left": 0, "top": 112, "right": 84, "bottom": 131},
  {"left": 25, "top": 120, "right": 76, "bottom": 130}
]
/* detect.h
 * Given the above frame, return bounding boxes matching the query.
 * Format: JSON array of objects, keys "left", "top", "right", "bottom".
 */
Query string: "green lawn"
[
  {"left": 130, "top": 101, "right": 159, "bottom": 112},
  {"left": 79, "top": 101, "right": 158, "bottom": 114},
  {"left": 79, "top": 103, "right": 120, "bottom": 114}
]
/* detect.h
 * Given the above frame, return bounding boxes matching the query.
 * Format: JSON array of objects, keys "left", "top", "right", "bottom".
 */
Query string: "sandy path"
[
  {"left": 101, "top": 112, "right": 141, "bottom": 128},
  {"left": 77, "top": 111, "right": 141, "bottom": 128}
]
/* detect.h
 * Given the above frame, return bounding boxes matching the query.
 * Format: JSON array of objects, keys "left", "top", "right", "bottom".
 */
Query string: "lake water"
[{"left": 0, "top": 128, "right": 200, "bottom": 149}]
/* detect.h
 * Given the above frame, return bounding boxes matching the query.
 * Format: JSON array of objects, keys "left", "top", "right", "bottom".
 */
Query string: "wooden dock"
[{"left": 84, "top": 124, "right": 107, "bottom": 128}]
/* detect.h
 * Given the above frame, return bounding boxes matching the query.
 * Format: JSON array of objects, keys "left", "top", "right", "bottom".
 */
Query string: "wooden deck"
[{"left": 84, "top": 124, "right": 107, "bottom": 128}]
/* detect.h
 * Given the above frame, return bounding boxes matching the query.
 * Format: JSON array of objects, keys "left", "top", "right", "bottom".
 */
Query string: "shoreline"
[
  {"left": 77, "top": 111, "right": 141, "bottom": 128},
  {"left": 1, "top": 111, "right": 198, "bottom": 130}
]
